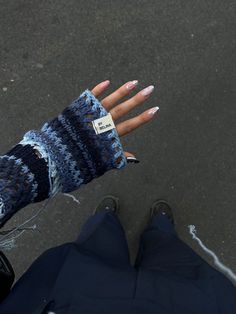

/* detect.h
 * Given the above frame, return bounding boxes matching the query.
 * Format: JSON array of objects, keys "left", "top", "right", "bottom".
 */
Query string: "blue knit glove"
[{"left": 0, "top": 89, "right": 127, "bottom": 227}]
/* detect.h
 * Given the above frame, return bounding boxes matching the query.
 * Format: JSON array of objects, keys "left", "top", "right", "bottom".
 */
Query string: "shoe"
[
  {"left": 150, "top": 199, "right": 174, "bottom": 225},
  {"left": 93, "top": 195, "right": 119, "bottom": 215}
]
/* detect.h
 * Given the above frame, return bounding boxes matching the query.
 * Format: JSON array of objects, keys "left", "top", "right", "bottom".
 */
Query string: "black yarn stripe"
[
  {"left": 48, "top": 116, "right": 93, "bottom": 183},
  {"left": 63, "top": 107, "right": 103, "bottom": 177},
  {"left": 65, "top": 109, "right": 102, "bottom": 177},
  {"left": 65, "top": 97, "right": 112, "bottom": 176},
  {"left": 66, "top": 108, "right": 107, "bottom": 177},
  {"left": 5, "top": 144, "right": 50, "bottom": 202}
]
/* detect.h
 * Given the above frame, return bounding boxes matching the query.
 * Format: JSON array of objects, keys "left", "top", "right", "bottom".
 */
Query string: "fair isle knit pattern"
[{"left": 0, "top": 89, "right": 127, "bottom": 227}]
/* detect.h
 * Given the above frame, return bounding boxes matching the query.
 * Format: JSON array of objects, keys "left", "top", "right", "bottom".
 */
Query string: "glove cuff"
[{"left": 0, "top": 144, "right": 49, "bottom": 226}]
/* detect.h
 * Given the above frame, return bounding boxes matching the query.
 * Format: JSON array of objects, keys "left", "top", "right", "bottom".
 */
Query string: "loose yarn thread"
[
  {"left": 189, "top": 225, "right": 236, "bottom": 284},
  {"left": 0, "top": 193, "right": 80, "bottom": 250}
]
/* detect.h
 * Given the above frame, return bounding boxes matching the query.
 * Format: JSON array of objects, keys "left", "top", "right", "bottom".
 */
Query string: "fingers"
[
  {"left": 124, "top": 151, "right": 135, "bottom": 158},
  {"left": 90, "top": 80, "right": 158, "bottom": 163},
  {"left": 116, "top": 106, "right": 159, "bottom": 137},
  {"left": 91, "top": 80, "right": 110, "bottom": 97},
  {"left": 110, "top": 85, "right": 155, "bottom": 121},
  {"left": 101, "top": 80, "right": 138, "bottom": 111}
]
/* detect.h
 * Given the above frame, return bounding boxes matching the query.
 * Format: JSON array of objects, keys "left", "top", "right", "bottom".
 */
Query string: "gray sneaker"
[
  {"left": 150, "top": 199, "right": 174, "bottom": 225},
  {"left": 93, "top": 195, "right": 119, "bottom": 215}
]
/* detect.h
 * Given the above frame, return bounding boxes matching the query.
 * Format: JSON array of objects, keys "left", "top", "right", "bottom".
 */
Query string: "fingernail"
[
  {"left": 127, "top": 157, "right": 140, "bottom": 163},
  {"left": 101, "top": 80, "right": 110, "bottom": 87},
  {"left": 141, "top": 85, "right": 155, "bottom": 96},
  {"left": 148, "top": 106, "right": 159, "bottom": 115},
  {"left": 126, "top": 80, "right": 139, "bottom": 90}
]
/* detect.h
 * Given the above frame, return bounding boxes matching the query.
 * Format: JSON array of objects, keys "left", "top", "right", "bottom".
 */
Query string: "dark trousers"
[
  {"left": 1, "top": 209, "right": 236, "bottom": 314},
  {"left": 76, "top": 209, "right": 205, "bottom": 274}
]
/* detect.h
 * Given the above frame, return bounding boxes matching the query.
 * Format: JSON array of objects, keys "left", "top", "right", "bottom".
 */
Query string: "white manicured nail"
[
  {"left": 148, "top": 106, "right": 159, "bottom": 115},
  {"left": 101, "top": 80, "right": 110, "bottom": 87},
  {"left": 141, "top": 85, "right": 154, "bottom": 96},
  {"left": 127, "top": 157, "right": 140, "bottom": 164},
  {"left": 126, "top": 80, "right": 139, "bottom": 90}
]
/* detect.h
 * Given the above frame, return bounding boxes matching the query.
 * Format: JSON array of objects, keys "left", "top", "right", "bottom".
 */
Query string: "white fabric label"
[{"left": 92, "top": 113, "right": 116, "bottom": 135}]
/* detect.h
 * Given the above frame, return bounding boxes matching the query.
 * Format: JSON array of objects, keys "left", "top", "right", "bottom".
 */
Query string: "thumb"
[{"left": 124, "top": 151, "right": 140, "bottom": 164}]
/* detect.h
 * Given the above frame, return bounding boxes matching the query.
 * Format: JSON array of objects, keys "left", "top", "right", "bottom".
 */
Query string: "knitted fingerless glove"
[{"left": 0, "top": 89, "right": 127, "bottom": 227}]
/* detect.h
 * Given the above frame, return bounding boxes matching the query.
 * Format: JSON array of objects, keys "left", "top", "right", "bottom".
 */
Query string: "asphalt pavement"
[{"left": 0, "top": 0, "right": 236, "bottom": 280}]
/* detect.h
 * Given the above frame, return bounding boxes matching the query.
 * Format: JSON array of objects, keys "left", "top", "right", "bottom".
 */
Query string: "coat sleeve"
[{"left": 0, "top": 89, "right": 127, "bottom": 228}]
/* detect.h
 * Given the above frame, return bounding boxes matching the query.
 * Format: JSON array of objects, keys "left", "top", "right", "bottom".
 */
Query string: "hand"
[{"left": 91, "top": 80, "right": 159, "bottom": 161}]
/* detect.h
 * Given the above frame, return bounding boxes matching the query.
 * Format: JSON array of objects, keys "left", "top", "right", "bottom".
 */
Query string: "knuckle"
[
  {"left": 140, "top": 115, "right": 147, "bottom": 123},
  {"left": 114, "top": 106, "right": 123, "bottom": 115},
  {"left": 134, "top": 94, "right": 145, "bottom": 106},
  {"left": 125, "top": 124, "right": 133, "bottom": 134}
]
